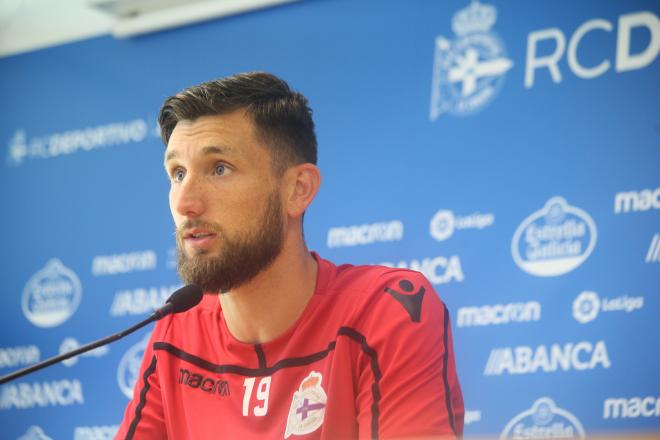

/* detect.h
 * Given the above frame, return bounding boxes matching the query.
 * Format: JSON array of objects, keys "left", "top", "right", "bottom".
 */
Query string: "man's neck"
[{"left": 218, "top": 242, "right": 318, "bottom": 345}]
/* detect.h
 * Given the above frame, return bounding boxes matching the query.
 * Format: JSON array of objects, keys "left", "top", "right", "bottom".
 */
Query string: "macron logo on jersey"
[{"left": 178, "top": 368, "right": 230, "bottom": 396}]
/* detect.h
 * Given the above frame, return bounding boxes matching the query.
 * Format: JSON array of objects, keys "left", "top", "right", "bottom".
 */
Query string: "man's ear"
[{"left": 283, "top": 163, "right": 321, "bottom": 217}]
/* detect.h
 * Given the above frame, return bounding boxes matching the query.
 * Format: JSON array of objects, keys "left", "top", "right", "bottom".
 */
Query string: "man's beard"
[{"left": 175, "top": 191, "right": 285, "bottom": 293}]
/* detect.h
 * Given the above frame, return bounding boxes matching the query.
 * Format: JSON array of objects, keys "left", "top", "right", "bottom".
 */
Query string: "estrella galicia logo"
[
  {"left": 117, "top": 333, "right": 150, "bottom": 399},
  {"left": 22, "top": 259, "right": 82, "bottom": 328},
  {"left": 429, "top": 0, "right": 513, "bottom": 120},
  {"left": 17, "top": 426, "right": 53, "bottom": 440},
  {"left": 500, "top": 397, "right": 586, "bottom": 439},
  {"left": 512, "top": 197, "right": 597, "bottom": 277}
]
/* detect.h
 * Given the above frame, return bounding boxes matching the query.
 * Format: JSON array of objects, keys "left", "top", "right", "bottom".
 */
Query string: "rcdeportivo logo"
[
  {"left": 117, "top": 333, "right": 150, "bottom": 399},
  {"left": 512, "top": 197, "right": 597, "bottom": 277},
  {"left": 500, "top": 397, "right": 585, "bottom": 439},
  {"left": 6, "top": 119, "right": 149, "bottom": 167},
  {"left": 429, "top": 0, "right": 513, "bottom": 120},
  {"left": 22, "top": 259, "right": 82, "bottom": 328},
  {"left": 285, "top": 371, "right": 327, "bottom": 438}
]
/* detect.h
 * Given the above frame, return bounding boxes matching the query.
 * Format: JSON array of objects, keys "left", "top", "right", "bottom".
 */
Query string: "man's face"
[{"left": 164, "top": 110, "right": 285, "bottom": 293}]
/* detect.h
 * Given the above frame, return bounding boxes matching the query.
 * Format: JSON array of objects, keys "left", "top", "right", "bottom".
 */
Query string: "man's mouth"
[{"left": 182, "top": 229, "right": 217, "bottom": 245}]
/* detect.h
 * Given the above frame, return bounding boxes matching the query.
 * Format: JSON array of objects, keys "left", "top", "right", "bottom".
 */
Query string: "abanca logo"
[
  {"left": 22, "top": 259, "right": 82, "bottom": 328},
  {"left": 430, "top": 0, "right": 513, "bottom": 120},
  {"left": 117, "top": 333, "right": 150, "bottom": 399},
  {"left": 512, "top": 197, "right": 596, "bottom": 277},
  {"left": 500, "top": 397, "right": 585, "bottom": 439}
]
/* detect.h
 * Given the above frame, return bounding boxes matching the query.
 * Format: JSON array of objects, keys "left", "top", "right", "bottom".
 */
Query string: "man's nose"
[{"left": 174, "top": 174, "right": 206, "bottom": 218}]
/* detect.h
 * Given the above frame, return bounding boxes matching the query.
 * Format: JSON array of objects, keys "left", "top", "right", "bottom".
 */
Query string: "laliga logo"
[
  {"left": 7, "top": 130, "right": 28, "bottom": 166},
  {"left": 60, "top": 337, "right": 110, "bottom": 367},
  {"left": 501, "top": 397, "right": 585, "bottom": 439},
  {"left": 429, "top": 0, "right": 513, "bottom": 120},
  {"left": 117, "top": 333, "right": 150, "bottom": 399},
  {"left": 22, "top": 259, "right": 82, "bottom": 328},
  {"left": 572, "top": 291, "right": 600, "bottom": 324},
  {"left": 512, "top": 197, "right": 597, "bottom": 277}
]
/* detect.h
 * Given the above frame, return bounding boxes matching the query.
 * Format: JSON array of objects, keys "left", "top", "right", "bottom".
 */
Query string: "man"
[{"left": 116, "top": 72, "right": 464, "bottom": 439}]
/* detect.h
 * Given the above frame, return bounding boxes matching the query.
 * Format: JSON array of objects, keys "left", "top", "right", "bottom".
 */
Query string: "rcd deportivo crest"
[
  {"left": 500, "top": 397, "right": 586, "bottom": 439},
  {"left": 430, "top": 0, "right": 513, "bottom": 120},
  {"left": 285, "top": 371, "right": 327, "bottom": 438}
]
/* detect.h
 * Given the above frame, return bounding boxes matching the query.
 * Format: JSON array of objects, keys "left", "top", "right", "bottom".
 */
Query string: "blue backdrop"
[{"left": 1, "top": 0, "right": 659, "bottom": 439}]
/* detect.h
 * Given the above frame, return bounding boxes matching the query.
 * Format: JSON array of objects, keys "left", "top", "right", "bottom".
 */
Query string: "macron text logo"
[
  {"left": 457, "top": 301, "right": 540, "bottom": 327},
  {"left": 327, "top": 221, "right": 403, "bottom": 248},
  {"left": 92, "top": 250, "right": 157, "bottom": 276},
  {"left": 614, "top": 188, "right": 660, "bottom": 213},
  {"left": 604, "top": 396, "right": 660, "bottom": 419}
]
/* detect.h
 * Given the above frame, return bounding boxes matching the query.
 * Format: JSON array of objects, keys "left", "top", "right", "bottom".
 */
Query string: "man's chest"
[{"left": 153, "top": 337, "right": 367, "bottom": 440}]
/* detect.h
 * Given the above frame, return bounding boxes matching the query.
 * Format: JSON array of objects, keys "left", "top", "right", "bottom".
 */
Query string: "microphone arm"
[
  {"left": 0, "top": 284, "right": 202, "bottom": 385},
  {"left": 0, "top": 313, "right": 158, "bottom": 385}
]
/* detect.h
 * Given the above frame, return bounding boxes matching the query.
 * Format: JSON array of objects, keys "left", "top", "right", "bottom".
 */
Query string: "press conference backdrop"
[{"left": 1, "top": 0, "right": 658, "bottom": 438}]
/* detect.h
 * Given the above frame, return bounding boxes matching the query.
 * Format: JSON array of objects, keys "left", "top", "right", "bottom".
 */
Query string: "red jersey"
[{"left": 116, "top": 254, "right": 464, "bottom": 439}]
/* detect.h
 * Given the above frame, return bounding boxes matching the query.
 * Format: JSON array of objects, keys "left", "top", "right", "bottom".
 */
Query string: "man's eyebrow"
[{"left": 164, "top": 145, "right": 234, "bottom": 163}]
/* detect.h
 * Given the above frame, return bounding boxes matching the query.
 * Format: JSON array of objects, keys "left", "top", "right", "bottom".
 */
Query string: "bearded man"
[{"left": 116, "top": 72, "right": 464, "bottom": 440}]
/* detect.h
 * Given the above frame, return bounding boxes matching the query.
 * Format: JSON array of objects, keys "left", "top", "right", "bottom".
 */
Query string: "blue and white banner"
[{"left": 1, "top": 0, "right": 658, "bottom": 438}]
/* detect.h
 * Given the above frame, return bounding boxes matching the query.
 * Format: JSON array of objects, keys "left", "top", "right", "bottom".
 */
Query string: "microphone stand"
[{"left": 0, "top": 310, "right": 165, "bottom": 385}]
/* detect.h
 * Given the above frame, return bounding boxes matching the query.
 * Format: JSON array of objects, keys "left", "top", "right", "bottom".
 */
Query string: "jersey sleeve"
[
  {"left": 354, "top": 269, "right": 464, "bottom": 439},
  {"left": 114, "top": 321, "right": 169, "bottom": 440}
]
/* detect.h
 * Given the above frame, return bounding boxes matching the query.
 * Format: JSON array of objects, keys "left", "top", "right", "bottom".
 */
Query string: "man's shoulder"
[
  {"left": 319, "top": 254, "right": 428, "bottom": 292},
  {"left": 319, "top": 255, "right": 438, "bottom": 315}
]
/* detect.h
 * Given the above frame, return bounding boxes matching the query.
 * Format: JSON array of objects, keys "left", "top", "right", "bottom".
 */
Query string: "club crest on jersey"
[{"left": 284, "top": 371, "right": 327, "bottom": 438}]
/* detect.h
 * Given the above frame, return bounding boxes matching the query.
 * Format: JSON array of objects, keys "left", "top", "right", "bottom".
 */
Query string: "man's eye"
[
  {"left": 215, "top": 164, "right": 228, "bottom": 176},
  {"left": 172, "top": 169, "right": 186, "bottom": 182}
]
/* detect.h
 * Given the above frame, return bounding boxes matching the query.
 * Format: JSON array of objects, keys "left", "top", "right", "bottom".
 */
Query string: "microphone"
[{"left": 0, "top": 284, "right": 203, "bottom": 384}]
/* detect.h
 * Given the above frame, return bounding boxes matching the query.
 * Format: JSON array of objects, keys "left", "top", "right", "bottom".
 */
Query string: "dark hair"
[{"left": 158, "top": 72, "right": 317, "bottom": 175}]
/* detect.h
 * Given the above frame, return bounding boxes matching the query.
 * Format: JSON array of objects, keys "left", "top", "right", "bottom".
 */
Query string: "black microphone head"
[{"left": 166, "top": 285, "right": 203, "bottom": 314}]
